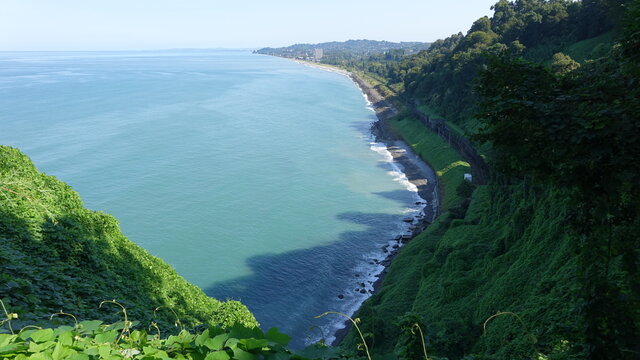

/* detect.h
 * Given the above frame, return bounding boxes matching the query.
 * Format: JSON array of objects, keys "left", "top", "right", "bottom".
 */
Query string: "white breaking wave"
[
  {"left": 297, "top": 59, "right": 431, "bottom": 346},
  {"left": 308, "top": 135, "right": 429, "bottom": 346}
]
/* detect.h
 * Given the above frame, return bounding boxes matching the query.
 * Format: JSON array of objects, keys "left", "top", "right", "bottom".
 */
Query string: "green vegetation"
[
  {"left": 474, "top": 28, "right": 640, "bottom": 358},
  {"left": 315, "top": 0, "right": 627, "bottom": 135},
  {"left": 0, "top": 301, "right": 298, "bottom": 360},
  {"left": 416, "top": 105, "right": 467, "bottom": 137},
  {"left": 255, "top": 40, "right": 430, "bottom": 64},
  {"left": 342, "top": 185, "right": 581, "bottom": 359},
  {"left": 2, "top": 1, "right": 639, "bottom": 359},
  {"left": 388, "top": 115, "right": 469, "bottom": 211},
  {"left": 0, "top": 146, "right": 256, "bottom": 333},
  {"left": 334, "top": 1, "right": 640, "bottom": 359},
  {"left": 561, "top": 30, "right": 616, "bottom": 63}
]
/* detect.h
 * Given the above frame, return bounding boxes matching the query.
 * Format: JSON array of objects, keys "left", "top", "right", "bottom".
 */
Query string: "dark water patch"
[{"left": 205, "top": 211, "right": 411, "bottom": 349}]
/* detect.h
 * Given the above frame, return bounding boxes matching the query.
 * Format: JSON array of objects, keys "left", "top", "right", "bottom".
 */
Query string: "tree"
[
  {"left": 551, "top": 52, "right": 580, "bottom": 74},
  {"left": 475, "top": 44, "right": 640, "bottom": 358}
]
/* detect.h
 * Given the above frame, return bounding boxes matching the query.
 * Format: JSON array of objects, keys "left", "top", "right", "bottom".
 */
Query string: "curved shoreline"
[
  {"left": 337, "top": 71, "right": 440, "bottom": 346},
  {"left": 292, "top": 59, "right": 441, "bottom": 345}
]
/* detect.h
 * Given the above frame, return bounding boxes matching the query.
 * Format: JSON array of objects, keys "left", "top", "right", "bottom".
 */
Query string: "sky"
[{"left": 1, "top": 0, "right": 499, "bottom": 51}]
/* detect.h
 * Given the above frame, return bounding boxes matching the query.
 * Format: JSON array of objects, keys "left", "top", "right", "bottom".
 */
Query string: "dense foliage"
[
  {"left": 2, "top": 1, "right": 639, "bottom": 359},
  {"left": 474, "top": 9, "right": 640, "bottom": 357},
  {"left": 337, "top": 0, "right": 639, "bottom": 359},
  {"left": 0, "top": 308, "right": 302, "bottom": 360},
  {"left": 342, "top": 123, "right": 584, "bottom": 359},
  {"left": 0, "top": 146, "right": 257, "bottom": 333},
  {"left": 337, "top": 0, "right": 623, "bottom": 132}
]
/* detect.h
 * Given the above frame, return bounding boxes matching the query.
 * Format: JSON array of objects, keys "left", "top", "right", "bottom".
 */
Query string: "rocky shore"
[
  {"left": 328, "top": 69, "right": 441, "bottom": 345},
  {"left": 290, "top": 59, "right": 441, "bottom": 346}
]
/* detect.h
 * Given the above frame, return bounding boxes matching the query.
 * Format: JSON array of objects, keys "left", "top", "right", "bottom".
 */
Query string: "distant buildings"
[{"left": 314, "top": 48, "right": 323, "bottom": 61}]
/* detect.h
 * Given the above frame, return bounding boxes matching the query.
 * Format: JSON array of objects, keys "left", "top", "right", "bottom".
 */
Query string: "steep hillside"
[
  {"left": 336, "top": 1, "right": 639, "bottom": 359},
  {"left": 0, "top": 146, "right": 256, "bottom": 331},
  {"left": 330, "top": 0, "right": 624, "bottom": 135},
  {"left": 342, "top": 182, "right": 581, "bottom": 359}
]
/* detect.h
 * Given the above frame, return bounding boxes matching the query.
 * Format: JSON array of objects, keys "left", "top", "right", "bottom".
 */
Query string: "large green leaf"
[
  {"left": 228, "top": 324, "right": 262, "bottom": 340},
  {"left": 237, "top": 338, "right": 268, "bottom": 351},
  {"left": 203, "top": 334, "right": 229, "bottom": 351},
  {"left": 30, "top": 329, "right": 54, "bottom": 343},
  {"left": 0, "top": 334, "right": 16, "bottom": 347},
  {"left": 56, "top": 332, "right": 73, "bottom": 347},
  {"left": 207, "top": 326, "right": 227, "bottom": 338},
  {"left": 66, "top": 354, "right": 89, "bottom": 360},
  {"left": 52, "top": 326, "right": 74, "bottom": 336},
  {"left": 195, "top": 329, "right": 210, "bottom": 347},
  {"left": 204, "top": 350, "right": 230, "bottom": 360},
  {"left": 0, "top": 343, "right": 26, "bottom": 355},
  {"left": 97, "top": 344, "right": 111, "bottom": 358},
  {"left": 93, "top": 330, "right": 118, "bottom": 344},
  {"left": 28, "top": 340, "right": 55, "bottom": 353},
  {"left": 77, "top": 321, "right": 103, "bottom": 335},
  {"left": 266, "top": 328, "right": 291, "bottom": 346},
  {"left": 52, "top": 342, "right": 76, "bottom": 360},
  {"left": 18, "top": 330, "right": 36, "bottom": 341},
  {"left": 229, "top": 346, "right": 257, "bottom": 360},
  {"left": 25, "top": 352, "right": 51, "bottom": 360}
]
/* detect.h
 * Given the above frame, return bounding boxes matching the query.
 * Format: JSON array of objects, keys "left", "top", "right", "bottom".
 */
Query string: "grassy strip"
[
  {"left": 564, "top": 31, "right": 616, "bottom": 63},
  {"left": 387, "top": 115, "right": 469, "bottom": 211}
]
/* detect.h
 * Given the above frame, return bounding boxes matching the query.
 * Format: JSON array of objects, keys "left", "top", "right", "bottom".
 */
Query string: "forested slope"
[
  {"left": 339, "top": 1, "right": 640, "bottom": 359},
  {"left": 339, "top": 0, "right": 622, "bottom": 133},
  {"left": 0, "top": 146, "right": 257, "bottom": 332}
]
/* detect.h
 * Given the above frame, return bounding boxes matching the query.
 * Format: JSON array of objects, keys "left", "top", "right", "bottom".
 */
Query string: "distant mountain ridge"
[{"left": 255, "top": 39, "right": 431, "bottom": 62}]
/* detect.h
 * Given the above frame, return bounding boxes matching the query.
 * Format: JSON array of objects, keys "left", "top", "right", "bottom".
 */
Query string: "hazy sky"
[{"left": 1, "top": 0, "right": 499, "bottom": 51}]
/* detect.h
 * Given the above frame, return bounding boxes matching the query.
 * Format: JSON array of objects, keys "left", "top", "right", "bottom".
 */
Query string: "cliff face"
[{"left": 0, "top": 145, "right": 257, "bottom": 331}]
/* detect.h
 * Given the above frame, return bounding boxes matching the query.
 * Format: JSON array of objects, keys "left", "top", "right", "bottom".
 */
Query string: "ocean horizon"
[{"left": 0, "top": 50, "right": 425, "bottom": 347}]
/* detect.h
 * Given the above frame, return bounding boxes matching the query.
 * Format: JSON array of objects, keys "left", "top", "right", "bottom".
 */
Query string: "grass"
[
  {"left": 388, "top": 115, "right": 469, "bottom": 211},
  {"left": 564, "top": 31, "right": 616, "bottom": 64},
  {"left": 341, "top": 184, "right": 583, "bottom": 359}
]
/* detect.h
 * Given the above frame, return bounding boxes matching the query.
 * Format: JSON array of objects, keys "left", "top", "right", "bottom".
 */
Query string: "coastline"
[{"left": 293, "top": 60, "right": 440, "bottom": 345}]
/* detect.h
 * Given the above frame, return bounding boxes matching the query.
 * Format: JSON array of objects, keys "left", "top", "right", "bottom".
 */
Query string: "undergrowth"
[
  {"left": 387, "top": 115, "right": 469, "bottom": 212},
  {"left": 0, "top": 300, "right": 295, "bottom": 360},
  {"left": 0, "top": 146, "right": 256, "bottom": 333},
  {"left": 341, "top": 184, "right": 583, "bottom": 359}
]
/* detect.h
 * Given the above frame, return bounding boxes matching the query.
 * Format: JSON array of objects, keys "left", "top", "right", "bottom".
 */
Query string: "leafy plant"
[{"left": 0, "top": 301, "right": 301, "bottom": 360}]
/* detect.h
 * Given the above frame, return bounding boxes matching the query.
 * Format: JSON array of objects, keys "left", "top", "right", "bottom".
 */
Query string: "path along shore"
[{"left": 293, "top": 60, "right": 441, "bottom": 345}]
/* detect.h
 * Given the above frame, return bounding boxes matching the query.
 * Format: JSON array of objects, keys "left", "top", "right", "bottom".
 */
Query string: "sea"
[{"left": 0, "top": 50, "right": 425, "bottom": 348}]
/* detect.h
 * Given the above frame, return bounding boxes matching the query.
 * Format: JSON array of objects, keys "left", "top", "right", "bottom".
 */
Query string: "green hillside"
[
  {"left": 2, "top": 1, "right": 639, "bottom": 359},
  {"left": 336, "top": 1, "right": 640, "bottom": 359},
  {"left": 0, "top": 146, "right": 256, "bottom": 332},
  {"left": 342, "top": 166, "right": 581, "bottom": 359}
]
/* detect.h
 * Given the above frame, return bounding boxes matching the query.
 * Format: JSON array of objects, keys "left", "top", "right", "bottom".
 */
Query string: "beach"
[{"left": 293, "top": 59, "right": 441, "bottom": 345}]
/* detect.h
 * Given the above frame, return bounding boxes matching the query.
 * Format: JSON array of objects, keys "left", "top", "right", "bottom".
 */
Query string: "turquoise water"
[{"left": 0, "top": 50, "right": 424, "bottom": 347}]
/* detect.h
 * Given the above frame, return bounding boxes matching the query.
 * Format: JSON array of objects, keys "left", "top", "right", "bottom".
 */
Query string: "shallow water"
[{"left": 0, "top": 50, "right": 425, "bottom": 347}]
